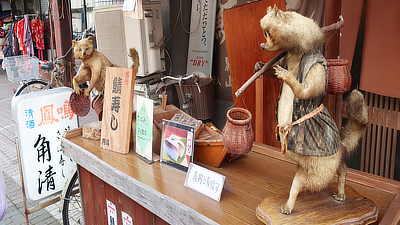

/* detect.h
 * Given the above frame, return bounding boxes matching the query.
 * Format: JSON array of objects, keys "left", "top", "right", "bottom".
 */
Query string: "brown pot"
[{"left": 222, "top": 107, "right": 254, "bottom": 155}]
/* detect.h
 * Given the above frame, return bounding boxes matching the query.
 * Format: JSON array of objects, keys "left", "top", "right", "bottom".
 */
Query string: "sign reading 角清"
[
  {"left": 101, "top": 67, "right": 136, "bottom": 154},
  {"left": 11, "top": 87, "right": 78, "bottom": 202}
]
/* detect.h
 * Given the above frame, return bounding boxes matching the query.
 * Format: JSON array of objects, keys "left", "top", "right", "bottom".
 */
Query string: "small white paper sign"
[
  {"left": 135, "top": 95, "right": 153, "bottom": 161},
  {"left": 184, "top": 163, "right": 232, "bottom": 202},
  {"left": 107, "top": 199, "right": 118, "bottom": 225},
  {"left": 121, "top": 211, "right": 133, "bottom": 225},
  {"left": 122, "top": 0, "right": 136, "bottom": 11}
]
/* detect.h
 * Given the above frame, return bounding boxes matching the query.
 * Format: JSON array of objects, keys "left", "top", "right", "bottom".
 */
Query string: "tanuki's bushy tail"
[
  {"left": 129, "top": 48, "right": 140, "bottom": 73},
  {"left": 340, "top": 89, "right": 369, "bottom": 157}
]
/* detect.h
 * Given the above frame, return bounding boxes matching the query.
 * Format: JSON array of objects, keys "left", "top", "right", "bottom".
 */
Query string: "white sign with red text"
[
  {"left": 11, "top": 87, "right": 78, "bottom": 202},
  {"left": 107, "top": 199, "right": 118, "bottom": 225}
]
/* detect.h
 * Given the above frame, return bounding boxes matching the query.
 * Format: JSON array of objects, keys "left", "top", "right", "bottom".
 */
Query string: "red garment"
[
  {"left": 14, "top": 19, "right": 27, "bottom": 54},
  {"left": 30, "top": 18, "right": 44, "bottom": 50}
]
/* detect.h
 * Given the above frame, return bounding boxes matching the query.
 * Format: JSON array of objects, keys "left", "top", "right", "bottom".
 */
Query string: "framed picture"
[{"left": 160, "top": 119, "right": 195, "bottom": 172}]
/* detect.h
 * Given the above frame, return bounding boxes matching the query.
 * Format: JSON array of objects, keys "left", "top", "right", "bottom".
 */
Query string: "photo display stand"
[{"left": 160, "top": 119, "right": 195, "bottom": 172}]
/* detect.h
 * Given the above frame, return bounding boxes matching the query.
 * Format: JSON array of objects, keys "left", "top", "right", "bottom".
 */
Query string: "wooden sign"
[{"left": 101, "top": 67, "right": 135, "bottom": 154}]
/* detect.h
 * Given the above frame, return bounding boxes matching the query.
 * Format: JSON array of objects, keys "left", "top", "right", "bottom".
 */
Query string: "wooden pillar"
[{"left": 51, "top": 0, "right": 73, "bottom": 86}]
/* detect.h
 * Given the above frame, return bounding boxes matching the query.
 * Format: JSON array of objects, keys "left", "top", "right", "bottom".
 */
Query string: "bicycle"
[
  {"left": 10, "top": 63, "right": 82, "bottom": 225},
  {"left": 149, "top": 73, "right": 201, "bottom": 115},
  {"left": 8, "top": 53, "right": 82, "bottom": 224},
  {"left": 11, "top": 50, "right": 73, "bottom": 97}
]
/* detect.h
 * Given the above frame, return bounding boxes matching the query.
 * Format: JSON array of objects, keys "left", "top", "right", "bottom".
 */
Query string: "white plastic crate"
[{"left": 3, "top": 55, "right": 39, "bottom": 82}]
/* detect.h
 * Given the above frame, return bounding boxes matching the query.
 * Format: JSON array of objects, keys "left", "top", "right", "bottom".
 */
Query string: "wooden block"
[
  {"left": 256, "top": 183, "right": 378, "bottom": 225},
  {"left": 101, "top": 67, "right": 136, "bottom": 154}
]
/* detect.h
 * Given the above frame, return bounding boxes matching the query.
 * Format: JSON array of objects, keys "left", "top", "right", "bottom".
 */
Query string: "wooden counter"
[{"left": 61, "top": 133, "right": 400, "bottom": 224}]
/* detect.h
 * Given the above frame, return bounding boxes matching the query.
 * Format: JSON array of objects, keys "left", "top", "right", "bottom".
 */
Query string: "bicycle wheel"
[
  {"left": 14, "top": 79, "right": 49, "bottom": 97},
  {"left": 62, "top": 170, "right": 82, "bottom": 225}
]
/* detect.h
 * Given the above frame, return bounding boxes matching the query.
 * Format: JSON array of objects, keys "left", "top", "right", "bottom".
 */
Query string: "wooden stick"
[
  {"left": 234, "top": 16, "right": 345, "bottom": 98},
  {"left": 235, "top": 51, "right": 287, "bottom": 97}
]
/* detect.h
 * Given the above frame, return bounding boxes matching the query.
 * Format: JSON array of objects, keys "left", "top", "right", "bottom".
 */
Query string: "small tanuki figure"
[{"left": 255, "top": 5, "right": 369, "bottom": 214}]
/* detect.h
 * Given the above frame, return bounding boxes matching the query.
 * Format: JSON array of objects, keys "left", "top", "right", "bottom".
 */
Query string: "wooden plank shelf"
[{"left": 61, "top": 133, "right": 400, "bottom": 224}]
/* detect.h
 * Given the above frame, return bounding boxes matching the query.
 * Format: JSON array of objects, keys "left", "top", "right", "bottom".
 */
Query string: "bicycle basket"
[
  {"left": 3, "top": 55, "right": 39, "bottom": 82},
  {"left": 175, "top": 77, "right": 214, "bottom": 120}
]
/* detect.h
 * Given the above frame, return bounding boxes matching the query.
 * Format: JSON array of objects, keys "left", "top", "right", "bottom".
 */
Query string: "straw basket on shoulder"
[
  {"left": 326, "top": 59, "right": 352, "bottom": 94},
  {"left": 222, "top": 107, "right": 254, "bottom": 155}
]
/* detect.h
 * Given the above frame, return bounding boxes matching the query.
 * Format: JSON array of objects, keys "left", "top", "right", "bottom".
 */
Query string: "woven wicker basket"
[
  {"left": 92, "top": 95, "right": 104, "bottom": 121},
  {"left": 175, "top": 77, "right": 214, "bottom": 120},
  {"left": 327, "top": 59, "right": 352, "bottom": 94},
  {"left": 70, "top": 91, "right": 90, "bottom": 117},
  {"left": 222, "top": 107, "right": 254, "bottom": 155}
]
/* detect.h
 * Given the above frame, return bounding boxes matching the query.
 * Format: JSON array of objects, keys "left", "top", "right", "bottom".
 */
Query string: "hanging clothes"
[
  {"left": 23, "top": 14, "right": 34, "bottom": 57},
  {"left": 14, "top": 19, "right": 26, "bottom": 55},
  {"left": 30, "top": 17, "right": 45, "bottom": 59}
]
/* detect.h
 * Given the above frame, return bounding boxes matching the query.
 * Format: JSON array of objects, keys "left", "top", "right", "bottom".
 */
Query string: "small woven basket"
[
  {"left": 222, "top": 107, "right": 254, "bottom": 155},
  {"left": 92, "top": 95, "right": 104, "bottom": 121},
  {"left": 326, "top": 59, "right": 352, "bottom": 94},
  {"left": 69, "top": 91, "right": 90, "bottom": 117}
]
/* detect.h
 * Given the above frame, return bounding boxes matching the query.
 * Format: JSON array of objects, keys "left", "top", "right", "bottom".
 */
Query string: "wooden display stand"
[{"left": 256, "top": 183, "right": 378, "bottom": 225}]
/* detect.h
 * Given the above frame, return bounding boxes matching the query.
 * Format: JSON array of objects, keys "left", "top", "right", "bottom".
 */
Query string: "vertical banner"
[
  {"left": 135, "top": 95, "right": 153, "bottom": 161},
  {"left": 101, "top": 67, "right": 136, "bottom": 154},
  {"left": 11, "top": 87, "right": 78, "bottom": 202},
  {"left": 186, "top": 0, "right": 217, "bottom": 77}
]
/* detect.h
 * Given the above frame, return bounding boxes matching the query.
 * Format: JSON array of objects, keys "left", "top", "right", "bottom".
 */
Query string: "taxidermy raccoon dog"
[
  {"left": 72, "top": 36, "right": 140, "bottom": 98},
  {"left": 255, "top": 5, "right": 368, "bottom": 214}
]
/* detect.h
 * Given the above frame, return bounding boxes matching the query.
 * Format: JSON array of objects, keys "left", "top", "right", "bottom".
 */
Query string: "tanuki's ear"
[
  {"left": 276, "top": 6, "right": 284, "bottom": 19},
  {"left": 267, "top": 6, "right": 272, "bottom": 14},
  {"left": 72, "top": 40, "right": 76, "bottom": 47},
  {"left": 273, "top": 4, "right": 278, "bottom": 15},
  {"left": 87, "top": 36, "right": 93, "bottom": 44}
]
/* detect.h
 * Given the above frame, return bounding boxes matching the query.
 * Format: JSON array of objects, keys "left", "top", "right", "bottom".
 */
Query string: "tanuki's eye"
[
  {"left": 85, "top": 48, "right": 88, "bottom": 51},
  {"left": 264, "top": 30, "right": 271, "bottom": 38},
  {"left": 79, "top": 48, "right": 82, "bottom": 51}
]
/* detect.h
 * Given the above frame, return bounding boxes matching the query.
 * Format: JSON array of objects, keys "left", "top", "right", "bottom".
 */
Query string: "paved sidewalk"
[{"left": 0, "top": 69, "right": 96, "bottom": 224}]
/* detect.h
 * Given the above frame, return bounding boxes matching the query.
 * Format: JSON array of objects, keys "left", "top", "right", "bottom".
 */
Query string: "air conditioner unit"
[{"left": 94, "top": 2, "right": 165, "bottom": 77}]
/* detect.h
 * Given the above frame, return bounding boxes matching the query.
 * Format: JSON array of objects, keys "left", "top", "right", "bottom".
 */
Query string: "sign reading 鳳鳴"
[
  {"left": 101, "top": 67, "right": 136, "bottom": 154},
  {"left": 11, "top": 87, "right": 78, "bottom": 202}
]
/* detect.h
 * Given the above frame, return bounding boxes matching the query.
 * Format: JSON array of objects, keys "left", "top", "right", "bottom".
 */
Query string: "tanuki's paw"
[
  {"left": 73, "top": 88, "right": 82, "bottom": 95},
  {"left": 83, "top": 90, "right": 91, "bottom": 98},
  {"left": 254, "top": 61, "right": 265, "bottom": 73},
  {"left": 273, "top": 65, "right": 289, "bottom": 81},
  {"left": 333, "top": 192, "right": 346, "bottom": 201},
  {"left": 280, "top": 205, "right": 293, "bottom": 215}
]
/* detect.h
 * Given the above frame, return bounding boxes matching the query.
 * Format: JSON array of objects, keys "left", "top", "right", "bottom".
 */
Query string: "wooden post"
[{"left": 51, "top": 0, "right": 73, "bottom": 86}]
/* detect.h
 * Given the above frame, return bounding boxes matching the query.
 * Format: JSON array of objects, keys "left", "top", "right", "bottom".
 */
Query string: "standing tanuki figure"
[
  {"left": 254, "top": 5, "right": 369, "bottom": 214},
  {"left": 72, "top": 36, "right": 140, "bottom": 98}
]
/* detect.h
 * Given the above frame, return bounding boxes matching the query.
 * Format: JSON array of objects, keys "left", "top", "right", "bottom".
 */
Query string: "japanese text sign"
[
  {"left": 11, "top": 87, "right": 78, "bottom": 202},
  {"left": 107, "top": 199, "right": 118, "bottom": 225},
  {"left": 184, "top": 163, "right": 232, "bottom": 202},
  {"left": 101, "top": 67, "right": 136, "bottom": 154},
  {"left": 186, "top": 0, "right": 217, "bottom": 77},
  {"left": 135, "top": 95, "right": 153, "bottom": 161}
]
